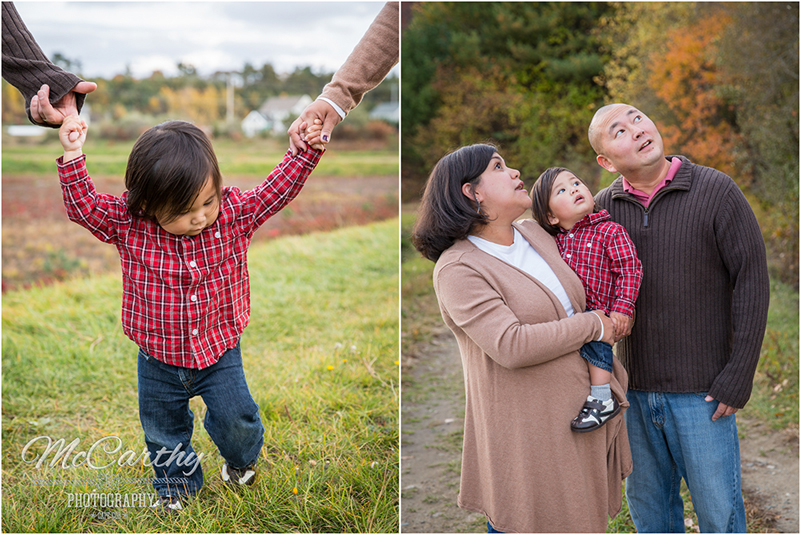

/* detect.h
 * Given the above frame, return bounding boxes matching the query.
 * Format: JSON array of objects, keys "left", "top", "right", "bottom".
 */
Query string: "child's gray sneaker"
[
  {"left": 221, "top": 463, "right": 257, "bottom": 487},
  {"left": 570, "top": 395, "right": 621, "bottom": 432},
  {"left": 151, "top": 494, "right": 183, "bottom": 514}
]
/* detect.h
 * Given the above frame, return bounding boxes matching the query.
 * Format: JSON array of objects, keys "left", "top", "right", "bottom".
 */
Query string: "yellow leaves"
[
  {"left": 158, "top": 85, "right": 224, "bottom": 126},
  {"left": 2, "top": 79, "right": 27, "bottom": 123},
  {"left": 648, "top": 10, "right": 744, "bottom": 180}
]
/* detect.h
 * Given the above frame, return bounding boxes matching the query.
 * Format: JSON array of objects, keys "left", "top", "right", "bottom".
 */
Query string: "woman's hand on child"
[
  {"left": 60, "top": 114, "right": 88, "bottom": 162},
  {"left": 288, "top": 100, "right": 341, "bottom": 155},
  {"left": 590, "top": 311, "right": 616, "bottom": 345}
]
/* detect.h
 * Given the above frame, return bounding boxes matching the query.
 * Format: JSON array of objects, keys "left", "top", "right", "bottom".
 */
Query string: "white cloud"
[
  {"left": 13, "top": 1, "right": 386, "bottom": 78},
  {"left": 128, "top": 55, "right": 182, "bottom": 78}
]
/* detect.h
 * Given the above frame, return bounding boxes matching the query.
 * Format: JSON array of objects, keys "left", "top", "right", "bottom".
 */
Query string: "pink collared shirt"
[{"left": 622, "top": 158, "right": 682, "bottom": 207}]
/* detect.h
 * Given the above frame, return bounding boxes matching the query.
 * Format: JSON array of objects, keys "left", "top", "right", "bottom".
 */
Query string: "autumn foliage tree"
[
  {"left": 159, "top": 85, "right": 226, "bottom": 126},
  {"left": 401, "top": 2, "right": 612, "bottom": 197},
  {"left": 402, "top": 1, "right": 797, "bottom": 284},
  {"left": 587, "top": 1, "right": 797, "bottom": 285},
  {"left": 647, "top": 10, "right": 745, "bottom": 185},
  {"left": 2, "top": 80, "right": 27, "bottom": 124},
  {"left": 716, "top": 2, "right": 799, "bottom": 286}
]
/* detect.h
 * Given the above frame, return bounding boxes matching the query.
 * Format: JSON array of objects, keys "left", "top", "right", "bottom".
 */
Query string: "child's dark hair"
[
  {"left": 411, "top": 143, "right": 496, "bottom": 262},
  {"left": 530, "top": 167, "right": 598, "bottom": 236},
  {"left": 125, "top": 121, "right": 222, "bottom": 222}
]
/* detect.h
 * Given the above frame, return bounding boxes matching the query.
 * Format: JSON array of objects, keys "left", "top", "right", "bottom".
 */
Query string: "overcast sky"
[{"left": 13, "top": 1, "right": 389, "bottom": 79}]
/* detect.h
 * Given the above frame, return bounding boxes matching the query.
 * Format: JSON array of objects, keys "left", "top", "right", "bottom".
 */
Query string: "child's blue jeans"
[
  {"left": 579, "top": 340, "right": 613, "bottom": 373},
  {"left": 137, "top": 340, "right": 264, "bottom": 498}
]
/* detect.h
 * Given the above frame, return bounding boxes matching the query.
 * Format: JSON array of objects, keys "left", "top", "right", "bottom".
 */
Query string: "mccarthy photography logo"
[{"left": 21, "top": 435, "right": 204, "bottom": 476}]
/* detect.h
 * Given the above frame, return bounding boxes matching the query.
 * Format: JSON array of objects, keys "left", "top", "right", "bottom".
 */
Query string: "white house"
[
  {"left": 241, "top": 94, "right": 313, "bottom": 137},
  {"left": 369, "top": 102, "right": 399, "bottom": 124},
  {"left": 241, "top": 110, "right": 269, "bottom": 138}
]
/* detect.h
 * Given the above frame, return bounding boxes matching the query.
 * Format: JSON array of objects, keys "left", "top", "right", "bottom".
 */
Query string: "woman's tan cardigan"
[{"left": 432, "top": 219, "right": 632, "bottom": 533}]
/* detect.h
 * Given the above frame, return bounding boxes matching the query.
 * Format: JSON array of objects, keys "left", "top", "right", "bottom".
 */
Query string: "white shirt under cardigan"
[{"left": 468, "top": 227, "right": 604, "bottom": 340}]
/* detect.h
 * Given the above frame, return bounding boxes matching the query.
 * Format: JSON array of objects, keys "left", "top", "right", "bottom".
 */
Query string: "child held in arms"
[
  {"left": 57, "top": 114, "right": 325, "bottom": 512},
  {"left": 530, "top": 167, "right": 642, "bottom": 433}
]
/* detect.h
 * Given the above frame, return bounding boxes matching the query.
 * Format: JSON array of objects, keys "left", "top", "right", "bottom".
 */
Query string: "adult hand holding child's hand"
[
  {"left": 302, "top": 119, "right": 326, "bottom": 152},
  {"left": 288, "top": 100, "right": 342, "bottom": 156},
  {"left": 30, "top": 82, "right": 97, "bottom": 128}
]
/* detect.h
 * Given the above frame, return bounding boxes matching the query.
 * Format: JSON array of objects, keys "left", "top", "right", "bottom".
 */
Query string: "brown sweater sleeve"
[
  {"left": 2, "top": 1, "right": 86, "bottom": 127},
  {"left": 434, "top": 260, "right": 602, "bottom": 370},
  {"left": 318, "top": 1, "right": 399, "bottom": 114}
]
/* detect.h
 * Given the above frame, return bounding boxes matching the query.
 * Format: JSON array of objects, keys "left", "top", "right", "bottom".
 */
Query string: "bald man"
[{"left": 589, "top": 103, "right": 769, "bottom": 533}]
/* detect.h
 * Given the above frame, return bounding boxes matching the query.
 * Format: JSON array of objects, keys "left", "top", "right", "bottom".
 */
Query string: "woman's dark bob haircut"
[
  {"left": 530, "top": 167, "right": 599, "bottom": 236},
  {"left": 125, "top": 121, "right": 222, "bottom": 223},
  {"left": 411, "top": 143, "right": 497, "bottom": 262}
]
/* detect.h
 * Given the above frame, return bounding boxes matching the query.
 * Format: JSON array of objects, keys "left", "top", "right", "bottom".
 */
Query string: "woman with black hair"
[{"left": 411, "top": 144, "right": 631, "bottom": 533}]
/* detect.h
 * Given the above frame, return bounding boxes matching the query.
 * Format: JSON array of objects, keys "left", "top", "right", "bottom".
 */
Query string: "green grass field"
[
  {"left": 2, "top": 220, "right": 399, "bottom": 533},
  {"left": 1, "top": 137, "right": 399, "bottom": 178}
]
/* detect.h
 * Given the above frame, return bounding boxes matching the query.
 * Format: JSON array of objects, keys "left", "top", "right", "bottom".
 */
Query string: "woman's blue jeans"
[
  {"left": 625, "top": 390, "right": 746, "bottom": 533},
  {"left": 137, "top": 341, "right": 264, "bottom": 498}
]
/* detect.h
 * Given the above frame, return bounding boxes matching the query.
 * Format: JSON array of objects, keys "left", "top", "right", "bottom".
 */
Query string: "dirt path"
[
  {"left": 738, "top": 416, "right": 799, "bottom": 532},
  {"left": 401, "top": 329, "right": 482, "bottom": 533},
  {"left": 401, "top": 333, "right": 799, "bottom": 533}
]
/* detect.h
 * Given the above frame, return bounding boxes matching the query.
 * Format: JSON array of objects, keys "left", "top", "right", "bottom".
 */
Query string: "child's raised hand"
[
  {"left": 60, "top": 115, "right": 88, "bottom": 161},
  {"left": 302, "top": 119, "right": 326, "bottom": 151}
]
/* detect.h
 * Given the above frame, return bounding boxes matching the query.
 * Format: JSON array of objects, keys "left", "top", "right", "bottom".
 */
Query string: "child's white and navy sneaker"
[
  {"left": 570, "top": 395, "right": 621, "bottom": 432},
  {"left": 151, "top": 494, "right": 183, "bottom": 514},
  {"left": 221, "top": 462, "right": 257, "bottom": 487}
]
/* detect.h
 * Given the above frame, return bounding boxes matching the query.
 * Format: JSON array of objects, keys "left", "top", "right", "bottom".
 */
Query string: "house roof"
[
  {"left": 369, "top": 101, "right": 399, "bottom": 122},
  {"left": 258, "top": 95, "right": 311, "bottom": 115},
  {"left": 370, "top": 102, "right": 399, "bottom": 114}
]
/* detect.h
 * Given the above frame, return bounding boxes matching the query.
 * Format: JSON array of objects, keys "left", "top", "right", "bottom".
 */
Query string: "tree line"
[
  {"left": 2, "top": 60, "right": 397, "bottom": 140},
  {"left": 401, "top": 2, "right": 798, "bottom": 287}
]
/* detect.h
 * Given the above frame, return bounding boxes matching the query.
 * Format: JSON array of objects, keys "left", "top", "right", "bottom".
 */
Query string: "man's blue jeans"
[
  {"left": 625, "top": 390, "right": 746, "bottom": 533},
  {"left": 137, "top": 341, "right": 265, "bottom": 498}
]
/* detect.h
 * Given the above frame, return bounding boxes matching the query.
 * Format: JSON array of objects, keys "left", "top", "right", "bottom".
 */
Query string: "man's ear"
[{"left": 596, "top": 154, "right": 618, "bottom": 174}]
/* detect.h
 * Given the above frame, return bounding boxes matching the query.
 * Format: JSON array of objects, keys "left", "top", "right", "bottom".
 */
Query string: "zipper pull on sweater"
[{"left": 643, "top": 210, "right": 649, "bottom": 228}]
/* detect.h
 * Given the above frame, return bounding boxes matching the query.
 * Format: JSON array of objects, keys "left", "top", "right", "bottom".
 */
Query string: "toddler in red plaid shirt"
[
  {"left": 58, "top": 114, "right": 325, "bottom": 511},
  {"left": 531, "top": 167, "right": 642, "bottom": 433}
]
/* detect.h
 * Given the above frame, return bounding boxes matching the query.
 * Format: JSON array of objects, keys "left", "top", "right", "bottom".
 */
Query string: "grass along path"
[{"left": 2, "top": 220, "right": 399, "bottom": 533}]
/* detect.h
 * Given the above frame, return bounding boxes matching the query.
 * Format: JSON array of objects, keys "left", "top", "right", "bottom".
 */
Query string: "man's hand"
[
  {"left": 705, "top": 396, "right": 739, "bottom": 421},
  {"left": 288, "top": 100, "right": 343, "bottom": 156},
  {"left": 30, "top": 82, "right": 97, "bottom": 132},
  {"left": 610, "top": 311, "right": 634, "bottom": 342}
]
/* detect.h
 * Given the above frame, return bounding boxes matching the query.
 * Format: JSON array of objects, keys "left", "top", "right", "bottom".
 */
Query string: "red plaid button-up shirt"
[
  {"left": 554, "top": 209, "right": 643, "bottom": 317},
  {"left": 57, "top": 148, "right": 322, "bottom": 369}
]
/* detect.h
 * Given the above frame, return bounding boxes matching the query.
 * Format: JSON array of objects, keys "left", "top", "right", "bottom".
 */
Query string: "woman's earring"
[{"left": 475, "top": 198, "right": 482, "bottom": 215}]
